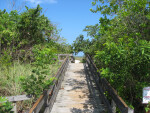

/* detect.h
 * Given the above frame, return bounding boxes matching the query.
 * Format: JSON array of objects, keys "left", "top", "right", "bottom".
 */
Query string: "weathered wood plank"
[
  {"left": 102, "top": 78, "right": 128, "bottom": 113},
  {"left": 44, "top": 61, "right": 67, "bottom": 113},
  {"left": 86, "top": 55, "right": 134, "bottom": 113},
  {"left": 86, "top": 58, "right": 113, "bottom": 113},
  {"left": 33, "top": 95, "right": 46, "bottom": 113},
  {"left": 29, "top": 56, "right": 69, "bottom": 113},
  {"left": 128, "top": 107, "right": 134, "bottom": 113},
  {"left": 58, "top": 54, "right": 73, "bottom": 56},
  {"left": 6, "top": 95, "right": 32, "bottom": 102},
  {"left": 29, "top": 95, "right": 43, "bottom": 113},
  {"left": 111, "top": 99, "right": 116, "bottom": 113}
]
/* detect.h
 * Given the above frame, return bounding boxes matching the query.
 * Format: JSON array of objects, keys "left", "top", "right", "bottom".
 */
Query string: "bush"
[
  {"left": 0, "top": 97, "right": 13, "bottom": 113},
  {"left": 95, "top": 38, "right": 150, "bottom": 107}
]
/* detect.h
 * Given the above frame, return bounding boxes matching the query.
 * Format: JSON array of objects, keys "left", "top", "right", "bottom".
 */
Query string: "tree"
[
  {"left": 83, "top": 24, "right": 100, "bottom": 38},
  {"left": 72, "top": 0, "right": 150, "bottom": 111}
]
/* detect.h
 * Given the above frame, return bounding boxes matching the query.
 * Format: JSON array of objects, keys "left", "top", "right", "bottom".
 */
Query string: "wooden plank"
[
  {"left": 11, "top": 102, "right": 17, "bottom": 113},
  {"left": 2, "top": 95, "right": 31, "bottom": 113},
  {"left": 44, "top": 77, "right": 62, "bottom": 113},
  {"left": 86, "top": 59, "right": 113, "bottom": 113},
  {"left": 59, "top": 60, "right": 64, "bottom": 62},
  {"left": 58, "top": 54, "right": 73, "bottom": 56},
  {"left": 44, "top": 58, "right": 67, "bottom": 104},
  {"left": 44, "top": 85, "right": 57, "bottom": 113},
  {"left": 6, "top": 95, "right": 32, "bottom": 102},
  {"left": 111, "top": 100, "right": 116, "bottom": 113},
  {"left": 85, "top": 62, "right": 112, "bottom": 112},
  {"left": 29, "top": 95, "right": 43, "bottom": 113},
  {"left": 128, "top": 107, "right": 134, "bottom": 113},
  {"left": 43, "top": 84, "right": 56, "bottom": 107},
  {"left": 31, "top": 83, "right": 56, "bottom": 113},
  {"left": 29, "top": 56, "right": 69, "bottom": 113},
  {"left": 44, "top": 58, "right": 68, "bottom": 113},
  {"left": 102, "top": 78, "right": 128, "bottom": 113},
  {"left": 58, "top": 54, "right": 71, "bottom": 62},
  {"left": 33, "top": 95, "right": 46, "bottom": 113},
  {"left": 86, "top": 55, "right": 134, "bottom": 113},
  {"left": 29, "top": 79, "right": 57, "bottom": 113}
]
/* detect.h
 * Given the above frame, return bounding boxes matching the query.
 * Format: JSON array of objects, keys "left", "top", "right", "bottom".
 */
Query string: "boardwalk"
[{"left": 51, "top": 62, "right": 106, "bottom": 113}]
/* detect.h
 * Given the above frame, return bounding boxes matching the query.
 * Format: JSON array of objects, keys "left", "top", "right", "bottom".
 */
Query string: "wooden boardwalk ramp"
[{"left": 51, "top": 62, "right": 106, "bottom": 113}]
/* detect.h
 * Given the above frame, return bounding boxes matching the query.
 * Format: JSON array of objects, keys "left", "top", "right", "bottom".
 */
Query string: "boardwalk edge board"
[
  {"left": 29, "top": 55, "right": 69, "bottom": 113},
  {"left": 86, "top": 54, "right": 134, "bottom": 113}
]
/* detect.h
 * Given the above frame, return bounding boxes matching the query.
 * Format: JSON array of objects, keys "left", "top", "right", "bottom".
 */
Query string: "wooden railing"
[
  {"left": 5, "top": 95, "right": 32, "bottom": 113},
  {"left": 58, "top": 54, "right": 75, "bottom": 63},
  {"left": 28, "top": 56, "right": 69, "bottom": 113},
  {"left": 85, "top": 55, "right": 134, "bottom": 113}
]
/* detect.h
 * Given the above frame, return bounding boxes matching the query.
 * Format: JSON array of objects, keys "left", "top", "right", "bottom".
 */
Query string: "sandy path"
[{"left": 75, "top": 60, "right": 80, "bottom": 63}]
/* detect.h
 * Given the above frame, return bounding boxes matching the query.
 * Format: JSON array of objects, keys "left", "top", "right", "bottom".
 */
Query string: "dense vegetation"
[
  {"left": 0, "top": 0, "right": 149, "bottom": 112},
  {"left": 73, "top": 0, "right": 150, "bottom": 112},
  {"left": 0, "top": 5, "right": 72, "bottom": 112}
]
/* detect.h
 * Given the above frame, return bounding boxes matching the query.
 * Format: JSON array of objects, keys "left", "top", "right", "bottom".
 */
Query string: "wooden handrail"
[
  {"left": 58, "top": 54, "right": 73, "bottom": 56},
  {"left": 29, "top": 95, "right": 44, "bottom": 113},
  {"left": 86, "top": 55, "right": 134, "bottom": 113},
  {"left": 2, "top": 95, "right": 32, "bottom": 113},
  {"left": 29, "top": 56, "right": 69, "bottom": 113},
  {"left": 6, "top": 95, "right": 32, "bottom": 102}
]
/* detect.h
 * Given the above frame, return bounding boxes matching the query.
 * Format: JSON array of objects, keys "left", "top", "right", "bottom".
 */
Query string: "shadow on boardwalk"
[
  {"left": 51, "top": 63, "right": 106, "bottom": 113},
  {"left": 69, "top": 64, "right": 106, "bottom": 113}
]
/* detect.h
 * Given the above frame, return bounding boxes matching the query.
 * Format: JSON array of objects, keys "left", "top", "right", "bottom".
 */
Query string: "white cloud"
[{"left": 26, "top": 0, "right": 57, "bottom": 5}]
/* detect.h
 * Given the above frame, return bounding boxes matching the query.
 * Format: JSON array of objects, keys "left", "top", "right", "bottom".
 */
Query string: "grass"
[
  {"left": 0, "top": 61, "right": 61, "bottom": 97},
  {"left": 0, "top": 60, "right": 61, "bottom": 112},
  {"left": 0, "top": 62, "right": 33, "bottom": 96}
]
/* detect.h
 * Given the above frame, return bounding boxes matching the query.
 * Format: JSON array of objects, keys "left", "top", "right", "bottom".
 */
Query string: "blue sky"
[{"left": 0, "top": 0, "right": 101, "bottom": 56}]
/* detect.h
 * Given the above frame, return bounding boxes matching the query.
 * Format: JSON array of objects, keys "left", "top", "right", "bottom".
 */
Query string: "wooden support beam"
[
  {"left": 6, "top": 95, "right": 32, "bottom": 102},
  {"left": 29, "top": 57, "right": 69, "bottom": 113},
  {"left": 2, "top": 95, "right": 32, "bottom": 113},
  {"left": 86, "top": 55, "right": 134, "bottom": 113}
]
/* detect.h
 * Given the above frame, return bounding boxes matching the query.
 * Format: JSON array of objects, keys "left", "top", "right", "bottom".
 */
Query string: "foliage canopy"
[{"left": 72, "top": 0, "right": 150, "bottom": 111}]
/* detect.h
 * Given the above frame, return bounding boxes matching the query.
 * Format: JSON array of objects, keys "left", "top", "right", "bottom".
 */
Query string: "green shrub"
[
  {"left": 20, "top": 44, "right": 58, "bottom": 98},
  {"left": 0, "top": 97, "right": 13, "bottom": 113},
  {"left": 95, "top": 38, "right": 150, "bottom": 107},
  {"left": 20, "top": 75, "right": 55, "bottom": 98}
]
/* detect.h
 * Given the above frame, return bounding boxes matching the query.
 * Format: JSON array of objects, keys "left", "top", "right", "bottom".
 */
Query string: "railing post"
[
  {"left": 11, "top": 102, "right": 17, "bottom": 113},
  {"left": 85, "top": 55, "right": 135, "bottom": 113},
  {"left": 128, "top": 107, "right": 134, "bottom": 113},
  {"left": 111, "top": 100, "right": 116, "bottom": 113}
]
